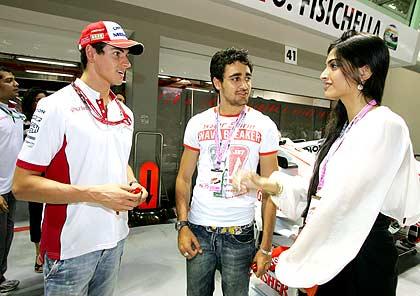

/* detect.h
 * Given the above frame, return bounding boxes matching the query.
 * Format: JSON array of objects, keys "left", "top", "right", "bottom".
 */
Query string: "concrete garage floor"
[{"left": 4, "top": 223, "right": 420, "bottom": 296}]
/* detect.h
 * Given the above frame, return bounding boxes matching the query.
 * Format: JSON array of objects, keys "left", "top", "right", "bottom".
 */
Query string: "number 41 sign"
[{"left": 284, "top": 46, "right": 297, "bottom": 65}]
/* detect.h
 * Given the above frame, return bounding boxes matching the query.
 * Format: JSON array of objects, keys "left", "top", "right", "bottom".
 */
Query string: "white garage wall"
[
  {"left": 0, "top": 5, "right": 83, "bottom": 61},
  {"left": 383, "top": 68, "right": 420, "bottom": 152},
  {"left": 159, "top": 37, "right": 325, "bottom": 99}
]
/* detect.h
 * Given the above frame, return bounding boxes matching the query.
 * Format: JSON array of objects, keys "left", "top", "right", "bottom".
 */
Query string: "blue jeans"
[
  {"left": 187, "top": 223, "right": 256, "bottom": 296},
  {"left": 44, "top": 239, "right": 125, "bottom": 296}
]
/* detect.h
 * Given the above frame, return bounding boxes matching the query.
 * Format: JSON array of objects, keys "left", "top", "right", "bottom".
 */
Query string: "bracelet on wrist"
[
  {"left": 260, "top": 248, "right": 273, "bottom": 256},
  {"left": 259, "top": 248, "right": 272, "bottom": 256},
  {"left": 129, "top": 180, "right": 139, "bottom": 186}
]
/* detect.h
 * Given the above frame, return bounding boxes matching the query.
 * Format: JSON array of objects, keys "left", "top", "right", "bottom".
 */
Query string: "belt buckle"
[{"left": 229, "top": 226, "right": 242, "bottom": 235}]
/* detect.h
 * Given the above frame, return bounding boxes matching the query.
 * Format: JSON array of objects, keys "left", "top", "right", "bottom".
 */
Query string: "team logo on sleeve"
[
  {"left": 35, "top": 108, "right": 46, "bottom": 114},
  {"left": 31, "top": 114, "right": 43, "bottom": 122},
  {"left": 28, "top": 122, "right": 39, "bottom": 134}
]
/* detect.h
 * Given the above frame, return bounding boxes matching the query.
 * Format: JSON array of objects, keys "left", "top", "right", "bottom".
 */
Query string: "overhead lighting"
[
  {"left": 387, "top": 4, "right": 397, "bottom": 10},
  {"left": 205, "top": 81, "right": 213, "bottom": 84},
  {"left": 17, "top": 57, "right": 78, "bottom": 67},
  {"left": 158, "top": 75, "right": 171, "bottom": 79},
  {"left": 25, "top": 70, "right": 74, "bottom": 78},
  {"left": 186, "top": 87, "right": 209, "bottom": 93}
]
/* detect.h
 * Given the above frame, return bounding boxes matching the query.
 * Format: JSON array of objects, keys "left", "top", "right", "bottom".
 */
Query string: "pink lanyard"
[
  {"left": 214, "top": 107, "right": 247, "bottom": 170},
  {"left": 318, "top": 100, "right": 377, "bottom": 191}
]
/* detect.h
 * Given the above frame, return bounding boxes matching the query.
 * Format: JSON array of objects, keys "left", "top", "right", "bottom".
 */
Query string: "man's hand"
[
  {"left": 252, "top": 249, "right": 271, "bottom": 278},
  {"left": 128, "top": 183, "right": 148, "bottom": 205},
  {"left": 0, "top": 195, "right": 8, "bottom": 213},
  {"left": 177, "top": 226, "right": 202, "bottom": 259},
  {"left": 87, "top": 184, "right": 146, "bottom": 212}
]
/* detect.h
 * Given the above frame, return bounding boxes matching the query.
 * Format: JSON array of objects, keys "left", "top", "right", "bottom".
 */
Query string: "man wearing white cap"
[{"left": 13, "top": 21, "right": 147, "bottom": 295}]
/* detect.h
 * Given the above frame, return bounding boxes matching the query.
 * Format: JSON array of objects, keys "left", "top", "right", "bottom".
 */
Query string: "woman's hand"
[
  {"left": 232, "top": 170, "right": 266, "bottom": 193},
  {"left": 233, "top": 170, "right": 282, "bottom": 196}
]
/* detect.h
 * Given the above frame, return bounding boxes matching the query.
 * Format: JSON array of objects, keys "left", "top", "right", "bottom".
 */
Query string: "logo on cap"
[
  {"left": 78, "top": 21, "right": 144, "bottom": 55},
  {"left": 91, "top": 33, "right": 105, "bottom": 41},
  {"left": 113, "top": 32, "right": 126, "bottom": 38}
]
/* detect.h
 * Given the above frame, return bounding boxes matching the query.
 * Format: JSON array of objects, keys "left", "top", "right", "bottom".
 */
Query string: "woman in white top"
[{"left": 235, "top": 30, "right": 420, "bottom": 295}]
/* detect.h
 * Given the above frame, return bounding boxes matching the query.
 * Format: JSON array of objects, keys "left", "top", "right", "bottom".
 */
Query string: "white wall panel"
[
  {"left": 0, "top": 5, "right": 85, "bottom": 61},
  {"left": 159, "top": 37, "right": 325, "bottom": 98}
]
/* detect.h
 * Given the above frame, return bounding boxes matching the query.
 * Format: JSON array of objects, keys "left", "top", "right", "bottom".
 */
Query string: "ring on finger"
[{"left": 183, "top": 252, "right": 189, "bottom": 257}]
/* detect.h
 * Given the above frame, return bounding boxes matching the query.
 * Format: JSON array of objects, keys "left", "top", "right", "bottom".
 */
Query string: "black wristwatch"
[{"left": 175, "top": 220, "right": 189, "bottom": 231}]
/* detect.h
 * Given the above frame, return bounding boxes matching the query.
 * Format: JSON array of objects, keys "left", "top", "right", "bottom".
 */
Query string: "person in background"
[
  {"left": 0, "top": 66, "right": 22, "bottom": 293},
  {"left": 22, "top": 87, "right": 48, "bottom": 273},
  {"left": 175, "top": 48, "right": 279, "bottom": 296},
  {"left": 116, "top": 94, "right": 126, "bottom": 104},
  {"left": 13, "top": 21, "right": 147, "bottom": 295},
  {"left": 234, "top": 30, "right": 420, "bottom": 295},
  {"left": 111, "top": 85, "right": 126, "bottom": 104}
]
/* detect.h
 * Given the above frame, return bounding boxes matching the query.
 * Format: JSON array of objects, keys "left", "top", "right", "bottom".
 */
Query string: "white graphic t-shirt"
[{"left": 184, "top": 106, "right": 279, "bottom": 226}]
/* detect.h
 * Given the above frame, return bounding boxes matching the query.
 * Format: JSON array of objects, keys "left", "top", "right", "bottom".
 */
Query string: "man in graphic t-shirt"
[
  {"left": 13, "top": 21, "right": 147, "bottom": 295},
  {"left": 175, "top": 48, "right": 279, "bottom": 296}
]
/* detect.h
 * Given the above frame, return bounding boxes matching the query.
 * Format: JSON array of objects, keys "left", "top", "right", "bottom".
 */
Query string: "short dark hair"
[
  {"left": 0, "top": 66, "right": 13, "bottom": 79},
  {"left": 80, "top": 42, "right": 107, "bottom": 70},
  {"left": 22, "top": 87, "right": 47, "bottom": 119},
  {"left": 210, "top": 47, "right": 253, "bottom": 93}
]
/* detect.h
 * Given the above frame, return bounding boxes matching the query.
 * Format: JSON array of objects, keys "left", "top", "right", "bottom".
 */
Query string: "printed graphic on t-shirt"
[
  {"left": 185, "top": 107, "right": 279, "bottom": 226},
  {"left": 229, "top": 145, "right": 249, "bottom": 176},
  {"left": 198, "top": 125, "right": 262, "bottom": 143}
]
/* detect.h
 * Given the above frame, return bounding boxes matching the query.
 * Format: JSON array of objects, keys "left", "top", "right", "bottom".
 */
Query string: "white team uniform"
[{"left": 17, "top": 79, "right": 134, "bottom": 260}]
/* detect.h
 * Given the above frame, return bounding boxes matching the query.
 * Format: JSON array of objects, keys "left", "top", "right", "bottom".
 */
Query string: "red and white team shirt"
[
  {"left": 184, "top": 107, "right": 279, "bottom": 227},
  {"left": 17, "top": 79, "right": 134, "bottom": 260},
  {"left": 0, "top": 102, "right": 23, "bottom": 194}
]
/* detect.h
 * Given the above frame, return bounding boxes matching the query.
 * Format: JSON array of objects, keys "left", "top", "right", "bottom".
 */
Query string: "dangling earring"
[{"left": 357, "top": 83, "right": 364, "bottom": 91}]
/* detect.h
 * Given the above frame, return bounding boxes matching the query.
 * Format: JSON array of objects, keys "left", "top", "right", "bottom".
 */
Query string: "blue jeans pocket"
[
  {"left": 226, "top": 228, "right": 254, "bottom": 245},
  {"left": 44, "top": 256, "right": 64, "bottom": 280}
]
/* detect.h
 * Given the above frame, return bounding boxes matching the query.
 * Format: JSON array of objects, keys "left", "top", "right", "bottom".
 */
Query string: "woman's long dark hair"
[
  {"left": 303, "top": 30, "right": 390, "bottom": 218},
  {"left": 22, "top": 87, "right": 47, "bottom": 121}
]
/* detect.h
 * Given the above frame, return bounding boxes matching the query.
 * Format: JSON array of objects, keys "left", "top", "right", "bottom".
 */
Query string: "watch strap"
[{"left": 175, "top": 220, "right": 189, "bottom": 231}]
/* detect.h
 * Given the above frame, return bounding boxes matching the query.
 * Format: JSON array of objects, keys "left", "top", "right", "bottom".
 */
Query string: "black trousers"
[
  {"left": 0, "top": 192, "right": 16, "bottom": 278},
  {"left": 28, "top": 202, "right": 43, "bottom": 243},
  {"left": 315, "top": 213, "right": 398, "bottom": 296}
]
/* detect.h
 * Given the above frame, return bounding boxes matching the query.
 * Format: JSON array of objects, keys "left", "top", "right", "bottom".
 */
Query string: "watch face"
[{"left": 175, "top": 221, "right": 188, "bottom": 231}]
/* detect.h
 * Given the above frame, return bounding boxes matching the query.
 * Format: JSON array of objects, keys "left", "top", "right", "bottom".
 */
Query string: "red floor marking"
[{"left": 14, "top": 226, "right": 30, "bottom": 232}]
